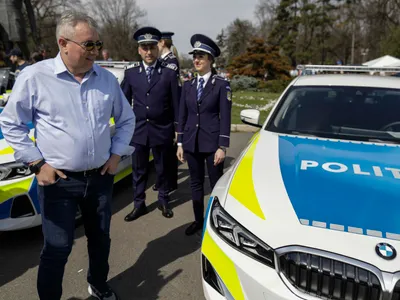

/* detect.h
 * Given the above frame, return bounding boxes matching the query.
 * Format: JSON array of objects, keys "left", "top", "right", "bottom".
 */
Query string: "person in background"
[
  {"left": 176, "top": 34, "right": 232, "bottom": 236},
  {"left": 152, "top": 31, "right": 181, "bottom": 194},
  {"left": 121, "top": 27, "right": 180, "bottom": 222},
  {"left": 30, "top": 51, "right": 44, "bottom": 64},
  {"left": 0, "top": 11, "right": 135, "bottom": 300},
  {"left": 102, "top": 49, "right": 112, "bottom": 61},
  {"left": 38, "top": 44, "right": 50, "bottom": 59},
  {"left": 7, "top": 48, "right": 29, "bottom": 76}
]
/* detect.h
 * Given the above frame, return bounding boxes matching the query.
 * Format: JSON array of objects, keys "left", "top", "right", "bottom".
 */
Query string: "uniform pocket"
[{"left": 209, "top": 125, "right": 220, "bottom": 133}]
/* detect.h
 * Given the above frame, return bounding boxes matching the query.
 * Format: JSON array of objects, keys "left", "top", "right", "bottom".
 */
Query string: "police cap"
[
  {"left": 161, "top": 31, "right": 174, "bottom": 40},
  {"left": 133, "top": 27, "right": 162, "bottom": 44},
  {"left": 188, "top": 34, "right": 221, "bottom": 58}
]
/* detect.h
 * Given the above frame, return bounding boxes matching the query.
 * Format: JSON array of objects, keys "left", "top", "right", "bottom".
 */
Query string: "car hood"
[{"left": 220, "top": 131, "right": 400, "bottom": 272}]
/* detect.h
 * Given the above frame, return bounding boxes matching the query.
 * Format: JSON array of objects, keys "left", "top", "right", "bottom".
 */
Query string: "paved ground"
[{"left": 0, "top": 132, "right": 254, "bottom": 300}]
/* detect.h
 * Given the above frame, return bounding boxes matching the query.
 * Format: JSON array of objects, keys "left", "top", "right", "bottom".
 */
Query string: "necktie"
[
  {"left": 197, "top": 77, "right": 204, "bottom": 102},
  {"left": 146, "top": 66, "right": 153, "bottom": 83}
]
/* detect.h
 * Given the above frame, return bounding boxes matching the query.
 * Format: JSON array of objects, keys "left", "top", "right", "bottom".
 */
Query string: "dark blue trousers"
[
  {"left": 155, "top": 143, "right": 178, "bottom": 191},
  {"left": 37, "top": 172, "right": 114, "bottom": 300},
  {"left": 185, "top": 151, "right": 224, "bottom": 223},
  {"left": 132, "top": 143, "right": 170, "bottom": 208}
]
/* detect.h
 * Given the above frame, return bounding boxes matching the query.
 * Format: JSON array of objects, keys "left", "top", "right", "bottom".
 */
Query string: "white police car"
[
  {"left": 0, "top": 61, "right": 148, "bottom": 231},
  {"left": 201, "top": 65, "right": 400, "bottom": 300}
]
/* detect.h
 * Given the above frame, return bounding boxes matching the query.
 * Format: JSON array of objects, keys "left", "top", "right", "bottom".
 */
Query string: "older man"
[{"left": 0, "top": 11, "right": 135, "bottom": 300}]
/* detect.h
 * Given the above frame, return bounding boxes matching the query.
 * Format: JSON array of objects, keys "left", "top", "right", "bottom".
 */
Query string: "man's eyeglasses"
[{"left": 64, "top": 38, "right": 103, "bottom": 52}]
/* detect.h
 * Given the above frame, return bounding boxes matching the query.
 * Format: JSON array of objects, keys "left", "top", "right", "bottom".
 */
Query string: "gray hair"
[{"left": 56, "top": 11, "right": 98, "bottom": 41}]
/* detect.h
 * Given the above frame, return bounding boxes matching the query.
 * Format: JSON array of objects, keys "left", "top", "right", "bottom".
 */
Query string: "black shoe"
[
  {"left": 88, "top": 284, "right": 119, "bottom": 300},
  {"left": 157, "top": 204, "right": 173, "bottom": 218},
  {"left": 124, "top": 205, "right": 148, "bottom": 222},
  {"left": 185, "top": 221, "right": 203, "bottom": 236},
  {"left": 152, "top": 185, "right": 158, "bottom": 191}
]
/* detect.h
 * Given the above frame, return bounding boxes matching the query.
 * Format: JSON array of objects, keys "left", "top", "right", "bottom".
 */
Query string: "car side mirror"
[{"left": 240, "top": 109, "right": 262, "bottom": 128}]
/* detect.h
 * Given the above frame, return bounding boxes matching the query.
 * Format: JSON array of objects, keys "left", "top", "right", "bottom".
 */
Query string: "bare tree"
[
  {"left": 29, "top": 0, "right": 84, "bottom": 56},
  {"left": 255, "top": 0, "right": 279, "bottom": 40},
  {"left": 86, "top": 0, "right": 146, "bottom": 61}
]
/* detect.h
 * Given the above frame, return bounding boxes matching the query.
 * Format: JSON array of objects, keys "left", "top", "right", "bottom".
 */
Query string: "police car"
[
  {"left": 0, "top": 61, "right": 147, "bottom": 231},
  {"left": 201, "top": 65, "right": 400, "bottom": 300}
]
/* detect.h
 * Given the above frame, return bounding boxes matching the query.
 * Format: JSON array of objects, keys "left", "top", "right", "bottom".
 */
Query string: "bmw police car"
[
  {"left": 0, "top": 61, "right": 146, "bottom": 231},
  {"left": 201, "top": 65, "right": 400, "bottom": 300}
]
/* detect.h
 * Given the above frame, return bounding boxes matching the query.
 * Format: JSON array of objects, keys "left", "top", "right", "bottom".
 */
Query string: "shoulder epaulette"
[
  {"left": 167, "top": 52, "right": 177, "bottom": 59},
  {"left": 125, "top": 62, "right": 140, "bottom": 70},
  {"left": 161, "top": 61, "right": 178, "bottom": 71},
  {"left": 211, "top": 74, "right": 228, "bottom": 85}
]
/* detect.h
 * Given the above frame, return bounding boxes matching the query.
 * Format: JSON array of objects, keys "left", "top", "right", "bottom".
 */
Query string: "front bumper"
[
  {"left": 0, "top": 176, "right": 41, "bottom": 231},
  {"left": 201, "top": 226, "right": 299, "bottom": 300},
  {"left": 0, "top": 214, "right": 42, "bottom": 231}
]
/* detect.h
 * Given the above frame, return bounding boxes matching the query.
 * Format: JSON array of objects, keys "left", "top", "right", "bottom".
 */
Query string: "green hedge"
[
  {"left": 230, "top": 75, "right": 291, "bottom": 94},
  {"left": 230, "top": 75, "right": 259, "bottom": 91},
  {"left": 257, "top": 79, "right": 292, "bottom": 93}
]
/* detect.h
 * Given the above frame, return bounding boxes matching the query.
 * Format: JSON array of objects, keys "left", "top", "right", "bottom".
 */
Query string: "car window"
[{"left": 267, "top": 86, "right": 400, "bottom": 143}]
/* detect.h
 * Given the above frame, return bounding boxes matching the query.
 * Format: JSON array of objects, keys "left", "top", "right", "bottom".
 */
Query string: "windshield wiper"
[{"left": 331, "top": 126, "right": 400, "bottom": 143}]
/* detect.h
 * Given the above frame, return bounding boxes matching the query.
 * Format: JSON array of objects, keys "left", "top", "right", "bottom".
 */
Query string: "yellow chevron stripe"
[
  {"left": 202, "top": 230, "right": 245, "bottom": 300},
  {"left": 228, "top": 134, "right": 265, "bottom": 219},
  {"left": 0, "top": 177, "right": 33, "bottom": 204}
]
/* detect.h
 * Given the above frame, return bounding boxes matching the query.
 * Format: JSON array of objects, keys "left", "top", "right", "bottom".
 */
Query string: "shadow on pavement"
[
  {"left": 83, "top": 222, "right": 201, "bottom": 300},
  {"left": 0, "top": 156, "right": 235, "bottom": 291},
  {"left": 0, "top": 225, "right": 43, "bottom": 288}
]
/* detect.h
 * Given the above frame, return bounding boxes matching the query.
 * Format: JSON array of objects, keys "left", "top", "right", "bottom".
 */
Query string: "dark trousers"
[
  {"left": 132, "top": 142, "right": 170, "bottom": 208},
  {"left": 155, "top": 143, "right": 178, "bottom": 191},
  {"left": 185, "top": 151, "right": 224, "bottom": 223},
  {"left": 37, "top": 171, "right": 114, "bottom": 300}
]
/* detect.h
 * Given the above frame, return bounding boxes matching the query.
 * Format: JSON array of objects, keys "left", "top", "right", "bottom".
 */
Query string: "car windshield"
[{"left": 267, "top": 85, "right": 400, "bottom": 143}]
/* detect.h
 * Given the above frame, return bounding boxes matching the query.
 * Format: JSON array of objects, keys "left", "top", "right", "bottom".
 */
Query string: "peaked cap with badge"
[
  {"left": 133, "top": 27, "right": 162, "bottom": 44},
  {"left": 188, "top": 34, "right": 221, "bottom": 58}
]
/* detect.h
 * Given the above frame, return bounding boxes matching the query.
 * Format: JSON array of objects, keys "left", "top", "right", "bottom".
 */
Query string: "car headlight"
[
  {"left": 210, "top": 198, "right": 275, "bottom": 268},
  {"left": 0, "top": 162, "right": 32, "bottom": 181}
]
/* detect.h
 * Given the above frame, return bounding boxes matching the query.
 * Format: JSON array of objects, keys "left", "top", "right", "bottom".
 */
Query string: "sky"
[{"left": 135, "top": 0, "right": 259, "bottom": 56}]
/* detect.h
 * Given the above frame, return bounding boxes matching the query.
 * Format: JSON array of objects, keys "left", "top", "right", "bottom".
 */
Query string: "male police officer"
[
  {"left": 122, "top": 27, "right": 180, "bottom": 222},
  {"left": 152, "top": 31, "right": 181, "bottom": 193}
]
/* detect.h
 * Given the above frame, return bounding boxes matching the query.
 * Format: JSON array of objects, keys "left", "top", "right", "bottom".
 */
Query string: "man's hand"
[
  {"left": 214, "top": 148, "right": 226, "bottom": 166},
  {"left": 36, "top": 163, "right": 67, "bottom": 186},
  {"left": 176, "top": 146, "right": 185, "bottom": 163},
  {"left": 101, "top": 154, "right": 121, "bottom": 175}
]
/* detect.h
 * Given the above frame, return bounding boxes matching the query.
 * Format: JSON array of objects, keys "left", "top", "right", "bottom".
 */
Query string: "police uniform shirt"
[
  {"left": 197, "top": 71, "right": 211, "bottom": 89},
  {"left": 142, "top": 60, "right": 157, "bottom": 76}
]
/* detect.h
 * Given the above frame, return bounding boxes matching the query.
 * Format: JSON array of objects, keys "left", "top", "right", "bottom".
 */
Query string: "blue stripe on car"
[{"left": 279, "top": 135, "right": 400, "bottom": 240}]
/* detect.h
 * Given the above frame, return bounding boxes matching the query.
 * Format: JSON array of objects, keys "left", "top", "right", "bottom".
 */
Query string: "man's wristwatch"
[
  {"left": 219, "top": 146, "right": 227, "bottom": 153},
  {"left": 29, "top": 159, "right": 46, "bottom": 174}
]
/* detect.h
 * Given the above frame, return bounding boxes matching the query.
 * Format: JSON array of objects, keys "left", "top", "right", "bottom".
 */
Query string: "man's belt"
[{"left": 62, "top": 166, "right": 104, "bottom": 177}]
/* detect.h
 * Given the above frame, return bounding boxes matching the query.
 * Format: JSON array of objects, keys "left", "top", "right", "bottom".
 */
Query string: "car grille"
[
  {"left": 393, "top": 281, "right": 400, "bottom": 300},
  {"left": 280, "top": 252, "right": 382, "bottom": 300}
]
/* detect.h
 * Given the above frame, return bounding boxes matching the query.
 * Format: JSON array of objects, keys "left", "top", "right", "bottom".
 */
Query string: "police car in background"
[
  {"left": 0, "top": 61, "right": 144, "bottom": 231},
  {"left": 201, "top": 65, "right": 400, "bottom": 300}
]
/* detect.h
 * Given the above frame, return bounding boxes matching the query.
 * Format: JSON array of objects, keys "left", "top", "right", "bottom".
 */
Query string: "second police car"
[
  {"left": 201, "top": 65, "right": 400, "bottom": 300},
  {"left": 0, "top": 61, "right": 150, "bottom": 231}
]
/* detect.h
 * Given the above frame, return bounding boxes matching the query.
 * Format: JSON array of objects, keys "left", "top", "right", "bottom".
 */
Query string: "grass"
[{"left": 231, "top": 90, "right": 280, "bottom": 124}]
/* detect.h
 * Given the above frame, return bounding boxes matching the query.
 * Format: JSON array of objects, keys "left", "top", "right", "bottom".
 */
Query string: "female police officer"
[{"left": 176, "top": 34, "right": 232, "bottom": 236}]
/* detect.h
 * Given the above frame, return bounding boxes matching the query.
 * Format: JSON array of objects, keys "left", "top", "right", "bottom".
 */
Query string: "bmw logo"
[{"left": 375, "top": 243, "right": 397, "bottom": 260}]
